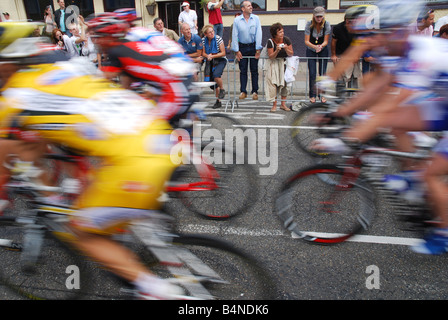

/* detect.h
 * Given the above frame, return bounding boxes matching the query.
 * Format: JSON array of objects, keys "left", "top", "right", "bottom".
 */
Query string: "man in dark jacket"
[{"left": 54, "top": 0, "right": 73, "bottom": 36}]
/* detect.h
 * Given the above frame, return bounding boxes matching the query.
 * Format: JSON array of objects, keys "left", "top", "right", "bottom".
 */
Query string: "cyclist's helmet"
[
  {"left": 114, "top": 8, "right": 140, "bottom": 24},
  {"left": 375, "top": 0, "right": 424, "bottom": 30},
  {"left": 86, "top": 13, "right": 129, "bottom": 37}
]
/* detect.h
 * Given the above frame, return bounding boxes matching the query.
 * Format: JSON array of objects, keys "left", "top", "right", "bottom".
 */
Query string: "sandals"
[
  {"left": 321, "top": 97, "right": 327, "bottom": 103},
  {"left": 309, "top": 97, "right": 316, "bottom": 103},
  {"left": 280, "top": 105, "right": 290, "bottom": 111}
]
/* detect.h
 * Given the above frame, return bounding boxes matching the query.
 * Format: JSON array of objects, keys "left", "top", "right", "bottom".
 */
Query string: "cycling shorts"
[{"left": 408, "top": 94, "right": 448, "bottom": 131}]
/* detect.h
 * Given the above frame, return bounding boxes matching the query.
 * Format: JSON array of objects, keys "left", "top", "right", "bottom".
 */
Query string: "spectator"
[
  {"left": 43, "top": 5, "right": 56, "bottom": 37},
  {"left": 202, "top": 24, "right": 227, "bottom": 109},
  {"left": 54, "top": 0, "right": 73, "bottom": 36},
  {"left": 179, "top": 22, "right": 203, "bottom": 80},
  {"left": 231, "top": 0, "right": 262, "bottom": 100},
  {"left": 52, "top": 28, "right": 75, "bottom": 57},
  {"left": 207, "top": 0, "right": 224, "bottom": 38},
  {"left": 434, "top": 14, "right": 448, "bottom": 36},
  {"left": 439, "top": 24, "right": 448, "bottom": 39},
  {"left": 265, "top": 23, "right": 293, "bottom": 112},
  {"left": 178, "top": 2, "right": 198, "bottom": 35},
  {"left": 304, "top": 6, "right": 331, "bottom": 103},
  {"left": 68, "top": 20, "right": 88, "bottom": 57},
  {"left": 179, "top": 23, "right": 203, "bottom": 64},
  {"left": 408, "top": 8, "right": 434, "bottom": 37},
  {"left": 153, "top": 18, "right": 179, "bottom": 42},
  {"left": 2, "top": 12, "right": 11, "bottom": 21},
  {"left": 331, "top": 8, "right": 361, "bottom": 89}
]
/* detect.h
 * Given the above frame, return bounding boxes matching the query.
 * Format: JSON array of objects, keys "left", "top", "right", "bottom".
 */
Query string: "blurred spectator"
[
  {"left": 55, "top": 0, "right": 73, "bottom": 36},
  {"left": 43, "top": 5, "right": 57, "bottom": 37},
  {"left": 52, "top": 28, "right": 75, "bottom": 57},
  {"left": 265, "top": 23, "right": 293, "bottom": 112},
  {"left": 331, "top": 8, "right": 361, "bottom": 89},
  {"left": 202, "top": 24, "right": 227, "bottom": 109},
  {"left": 231, "top": 0, "right": 262, "bottom": 100},
  {"left": 434, "top": 14, "right": 448, "bottom": 36},
  {"left": 2, "top": 12, "right": 11, "bottom": 21},
  {"left": 153, "top": 18, "right": 179, "bottom": 42},
  {"left": 68, "top": 16, "right": 88, "bottom": 57},
  {"left": 178, "top": 2, "right": 198, "bottom": 35},
  {"left": 304, "top": 6, "right": 331, "bottom": 103},
  {"left": 207, "top": 0, "right": 224, "bottom": 38},
  {"left": 408, "top": 8, "right": 434, "bottom": 37},
  {"left": 439, "top": 24, "right": 448, "bottom": 39}
]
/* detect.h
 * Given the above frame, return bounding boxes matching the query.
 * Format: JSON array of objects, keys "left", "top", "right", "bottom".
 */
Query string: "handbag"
[{"left": 258, "top": 38, "right": 273, "bottom": 71}]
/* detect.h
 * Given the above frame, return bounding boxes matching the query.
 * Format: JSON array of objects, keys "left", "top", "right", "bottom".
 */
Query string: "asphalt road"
[{"left": 1, "top": 101, "right": 448, "bottom": 301}]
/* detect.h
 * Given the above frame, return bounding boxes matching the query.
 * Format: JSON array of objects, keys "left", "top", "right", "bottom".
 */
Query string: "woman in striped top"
[{"left": 202, "top": 24, "right": 227, "bottom": 109}]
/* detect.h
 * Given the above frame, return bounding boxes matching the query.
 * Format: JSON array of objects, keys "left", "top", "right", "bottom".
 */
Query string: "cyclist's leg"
[{"left": 423, "top": 151, "right": 448, "bottom": 228}]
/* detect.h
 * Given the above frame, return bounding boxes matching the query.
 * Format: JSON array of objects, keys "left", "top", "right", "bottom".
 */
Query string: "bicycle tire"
[
  {"left": 0, "top": 216, "right": 91, "bottom": 300},
  {"left": 290, "top": 103, "right": 350, "bottom": 157},
  {"left": 165, "top": 234, "right": 276, "bottom": 300},
  {"left": 276, "top": 164, "right": 376, "bottom": 244},
  {"left": 168, "top": 146, "right": 258, "bottom": 219}
]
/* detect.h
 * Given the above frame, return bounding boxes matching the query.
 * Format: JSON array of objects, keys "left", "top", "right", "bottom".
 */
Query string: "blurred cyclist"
[
  {"left": 87, "top": 12, "right": 197, "bottom": 123},
  {"left": 0, "top": 22, "right": 185, "bottom": 299},
  {"left": 313, "top": 0, "right": 448, "bottom": 255}
]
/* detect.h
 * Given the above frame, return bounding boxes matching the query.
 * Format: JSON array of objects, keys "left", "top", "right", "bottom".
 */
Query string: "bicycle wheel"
[
  {"left": 290, "top": 103, "right": 350, "bottom": 157},
  {"left": 276, "top": 164, "right": 376, "bottom": 244},
  {"left": 156, "top": 234, "right": 275, "bottom": 300},
  {"left": 0, "top": 216, "right": 91, "bottom": 300},
  {"left": 168, "top": 147, "right": 258, "bottom": 219}
]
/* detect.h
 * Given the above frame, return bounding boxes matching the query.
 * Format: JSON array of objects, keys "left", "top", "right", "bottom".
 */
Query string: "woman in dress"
[{"left": 265, "top": 22, "right": 293, "bottom": 112}]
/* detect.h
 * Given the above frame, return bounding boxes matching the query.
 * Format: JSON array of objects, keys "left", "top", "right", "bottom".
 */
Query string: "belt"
[{"left": 238, "top": 42, "right": 255, "bottom": 47}]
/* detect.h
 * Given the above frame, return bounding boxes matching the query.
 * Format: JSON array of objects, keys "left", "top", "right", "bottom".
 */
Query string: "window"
[
  {"left": 222, "top": 0, "right": 266, "bottom": 11},
  {"left": 279, "top": 0, "right": 327, "bottom": 9},
  {"left": 103, "top": 0, "right": 136, "bottom": 12}
]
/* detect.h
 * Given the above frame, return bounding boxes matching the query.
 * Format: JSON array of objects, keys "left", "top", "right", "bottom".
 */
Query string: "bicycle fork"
[{"left": 130, "top": 220, "right": 226, "bottom": 300}]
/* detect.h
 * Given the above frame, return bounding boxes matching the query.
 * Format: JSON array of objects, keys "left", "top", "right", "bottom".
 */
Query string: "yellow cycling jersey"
[{"left": 0, "top": 60, "right": 178, "bottom": 210}]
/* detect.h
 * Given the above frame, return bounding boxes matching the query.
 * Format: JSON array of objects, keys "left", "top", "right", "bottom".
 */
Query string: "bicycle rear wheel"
[
  {"left": 276, "top": 164, "right": 376, "bottom": 244},
  {"left": 0, "top": 216, "right": 90, "bottom": 300},
  {"left": 156, "top": 234, "right": 275, "bottom": 300}
]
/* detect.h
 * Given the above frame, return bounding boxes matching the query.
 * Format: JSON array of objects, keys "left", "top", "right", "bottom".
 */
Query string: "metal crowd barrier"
[{"left": 197, "top": 56, "right": 368, "bottom": 112}]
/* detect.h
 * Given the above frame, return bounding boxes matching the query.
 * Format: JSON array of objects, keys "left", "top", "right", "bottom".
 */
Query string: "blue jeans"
[
  {"left": 238, "top": 44, "right": 259, "bottom": 94},
  {"left": 213, "top": 23, "right": 223, "bottom": 38},
  {"left": 306, "top": 47, "right": 329, "bottom": 98}
]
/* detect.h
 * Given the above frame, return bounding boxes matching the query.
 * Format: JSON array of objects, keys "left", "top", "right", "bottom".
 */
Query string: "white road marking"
[{"left": 179, "top": 224, "right": 423, "bottom": 246}]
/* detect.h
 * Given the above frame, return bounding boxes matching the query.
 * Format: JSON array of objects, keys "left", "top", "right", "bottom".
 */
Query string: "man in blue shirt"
[
  {"left": 179, "top": 23, "right": 203, "bottom": 80},
  {"left": 178, "top": 23, "right": 203, "bottom": 63},
  {"left": 231, "top": 0, "right": 262, "bottom": 100}
]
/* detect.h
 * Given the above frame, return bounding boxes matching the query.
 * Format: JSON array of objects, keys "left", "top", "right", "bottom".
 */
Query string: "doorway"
[{"left": 157, "top": 1, "right": 204, "bottom": 36}]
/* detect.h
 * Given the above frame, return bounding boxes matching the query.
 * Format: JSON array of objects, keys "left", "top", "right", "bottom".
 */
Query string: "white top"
[
  {"left": 435, "top": 15, "right": 448, "bottom": 32},
  {"left": 178, "top": 9, "right": 198, "bottom": 34}
]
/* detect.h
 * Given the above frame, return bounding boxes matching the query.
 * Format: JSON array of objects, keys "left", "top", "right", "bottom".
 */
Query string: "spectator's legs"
[{"left": 306, "top": 48, "right": 317, "bottom": 100}]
